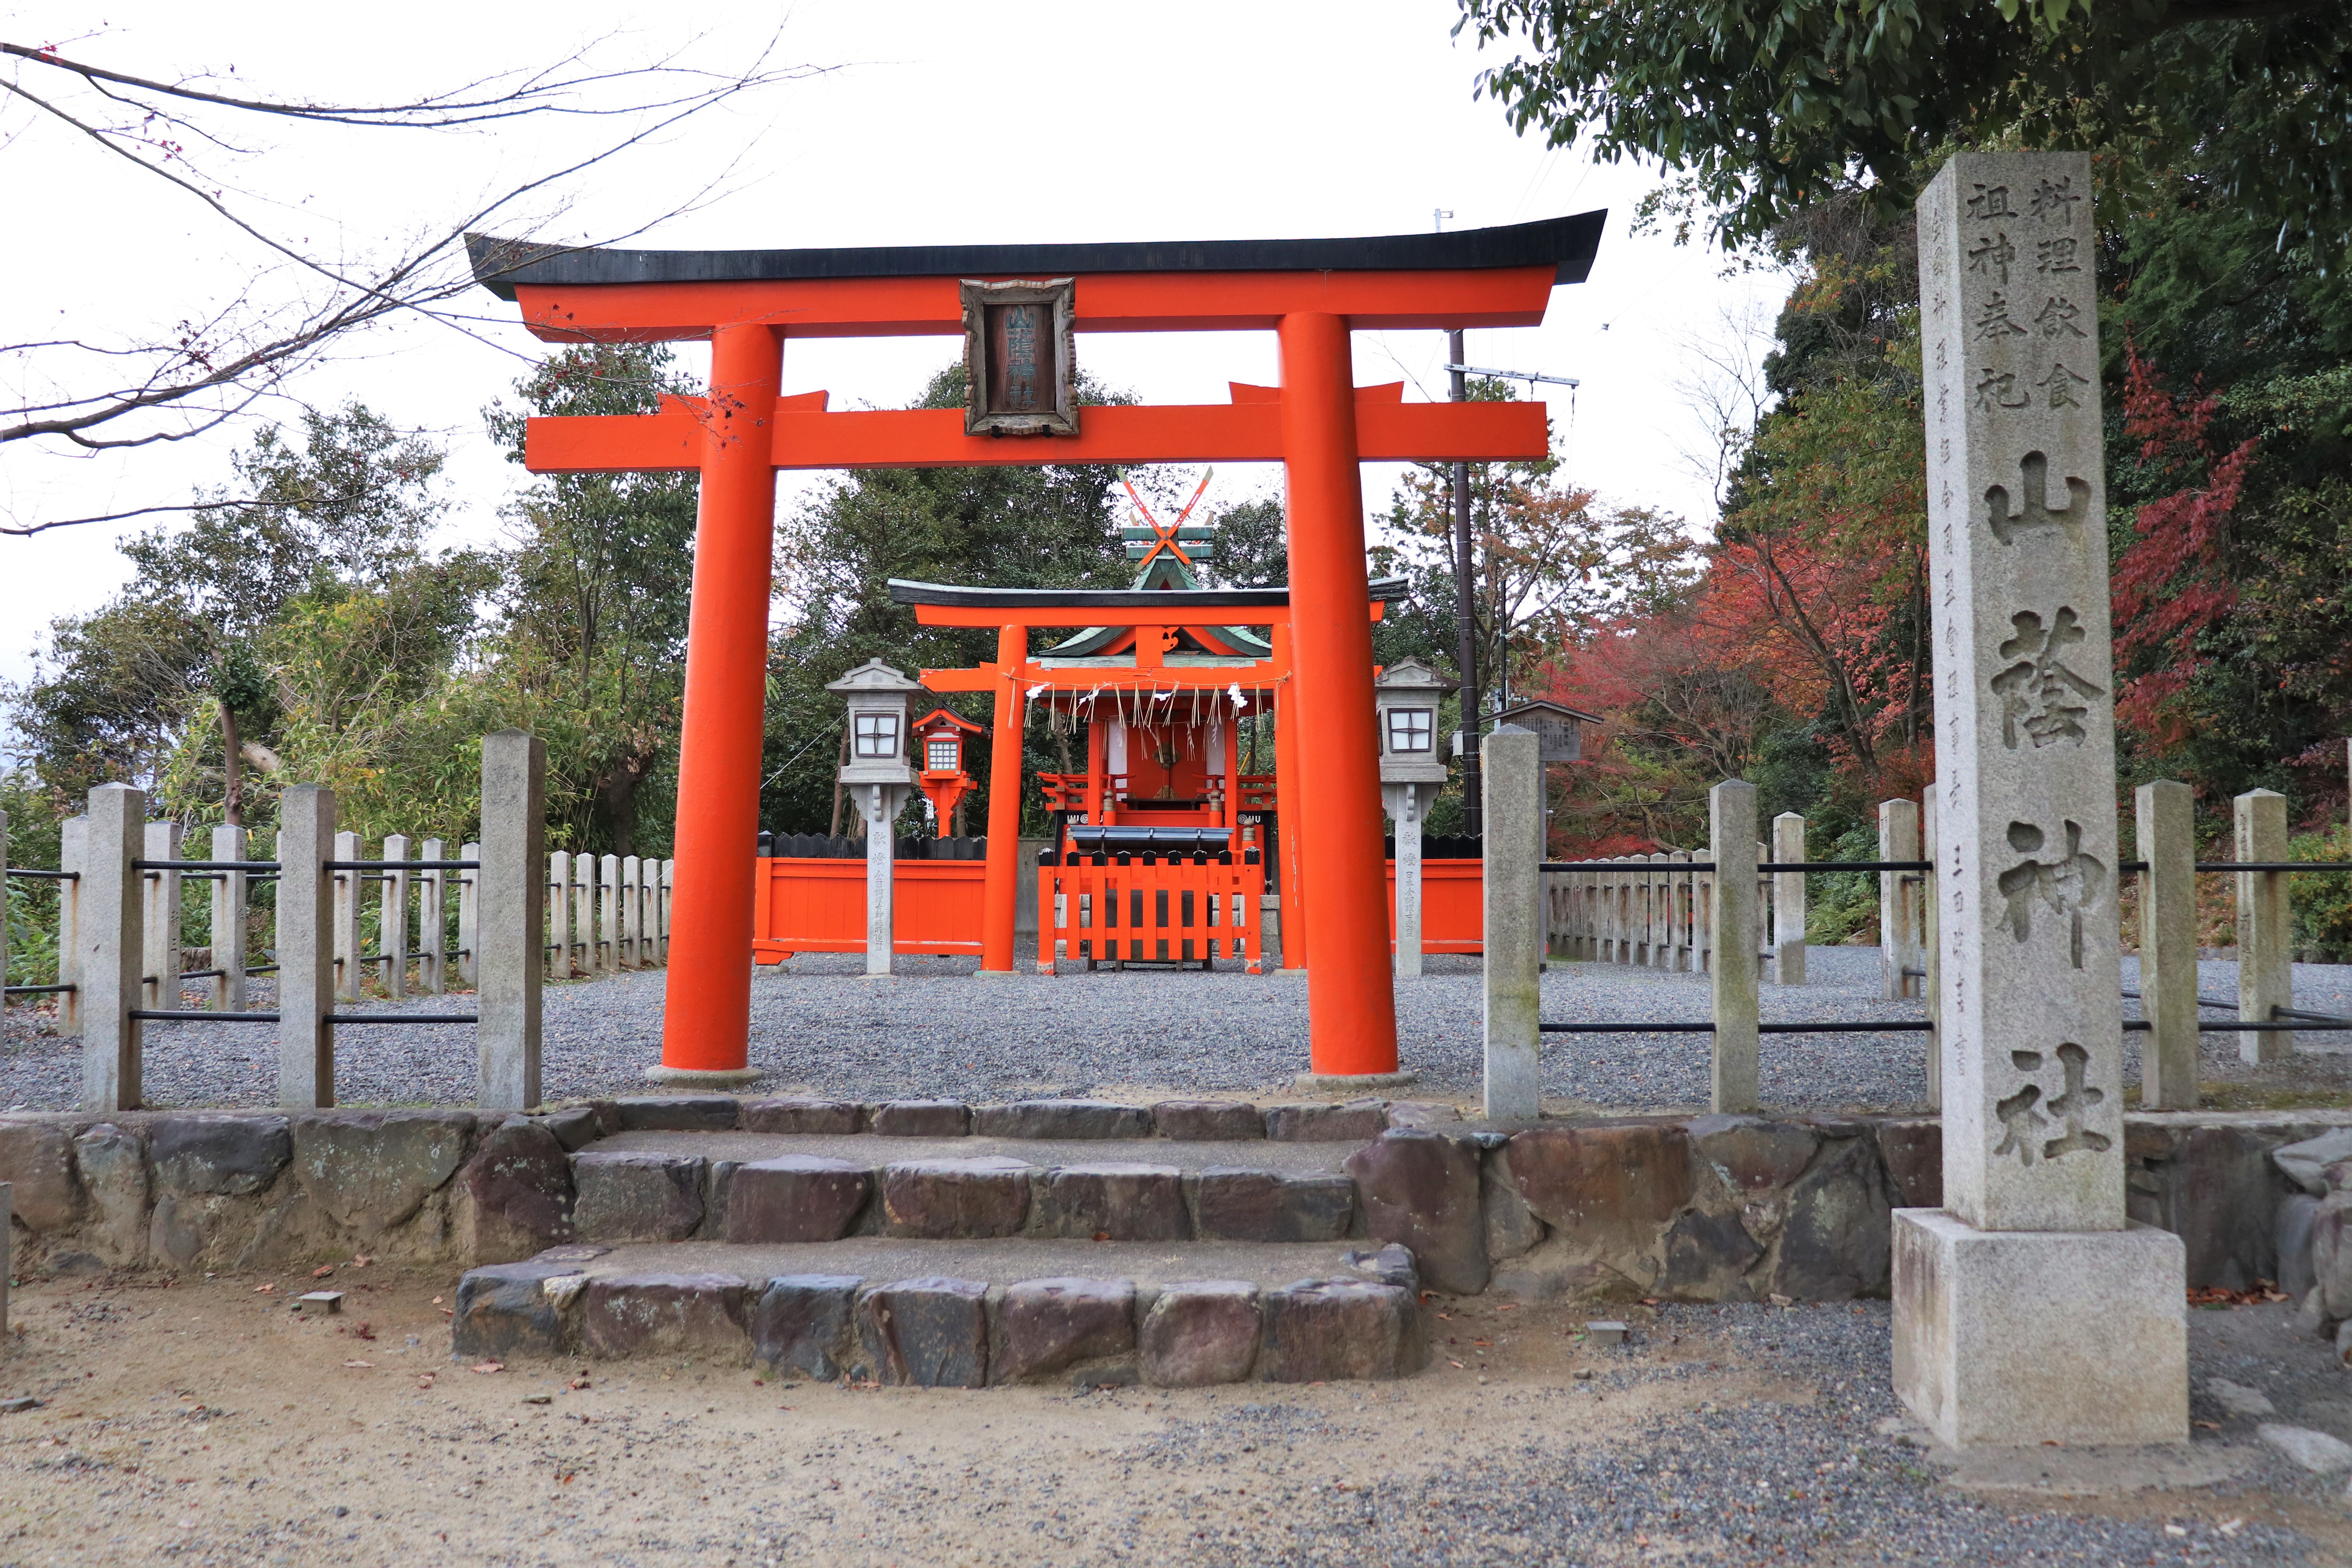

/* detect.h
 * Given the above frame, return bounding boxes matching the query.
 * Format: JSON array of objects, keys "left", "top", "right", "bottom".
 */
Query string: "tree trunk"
[
  {"left": 828, "top": 722, "right": 850, "bottom": 837},
  {"left": 220, "top": 701, "right": 243, "bottom": 826}
]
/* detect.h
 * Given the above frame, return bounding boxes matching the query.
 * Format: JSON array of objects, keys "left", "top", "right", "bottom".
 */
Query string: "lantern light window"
[
  {"left": 1386, "top": 707, "right": 1435, "bottom": 754},
  {"left": 854, "top": 712, "right": 901, "bottom": 759},
  {"left": 926, "top": 738, "right": 961, "bottom": 771}
]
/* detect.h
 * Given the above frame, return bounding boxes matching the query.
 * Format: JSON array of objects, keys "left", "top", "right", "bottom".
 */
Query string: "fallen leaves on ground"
[{"left": 2187, "top": 1284, "right": 2290, "bottom": 1307}]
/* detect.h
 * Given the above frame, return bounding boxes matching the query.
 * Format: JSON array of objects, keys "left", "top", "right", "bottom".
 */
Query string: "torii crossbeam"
[{"left": 467, "top": 212, "right": 1603, "bottom": 1085}]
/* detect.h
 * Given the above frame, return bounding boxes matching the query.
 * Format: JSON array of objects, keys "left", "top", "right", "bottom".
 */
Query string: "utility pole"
[{"left": 1450, "top": 328, "right": 1480, "bottom": 838}]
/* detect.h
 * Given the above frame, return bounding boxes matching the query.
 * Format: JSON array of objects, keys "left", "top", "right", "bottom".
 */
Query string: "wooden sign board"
[
  {"left": 961, "top": 279, "right": 1078, "bottom": 436},
  {"left": 1495, "top": 699, "right": 1593, "bottom": 764}
]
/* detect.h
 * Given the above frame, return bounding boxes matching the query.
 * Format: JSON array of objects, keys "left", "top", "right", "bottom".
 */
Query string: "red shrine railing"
[
  {"left": 1038, "top": 844, "right": 1267, "bottom": 973},
  {"left": 1034, "top": 772, "right": 1279, "bottom": 817}
]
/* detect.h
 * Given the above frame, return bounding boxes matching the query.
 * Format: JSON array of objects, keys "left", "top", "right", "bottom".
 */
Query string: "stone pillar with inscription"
[{"left": 1892, "top": 152, "right": 2188, "bottom": 1450}]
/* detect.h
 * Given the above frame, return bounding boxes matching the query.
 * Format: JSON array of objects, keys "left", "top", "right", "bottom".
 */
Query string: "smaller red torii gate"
[{"left": 467, "top": 213, "right": 1603, "bottom": 1083}]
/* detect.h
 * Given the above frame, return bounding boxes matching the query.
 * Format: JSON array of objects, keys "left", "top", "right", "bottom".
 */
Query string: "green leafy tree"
[
  {"left": 481, "top": 343, "right": 701, "bottom": 854},
  {"left": 1454, "top": 0, "right": 2350, "bottom": 258},
  {"left": 8, "top": 405, "right": 465, "bottom": 824}
]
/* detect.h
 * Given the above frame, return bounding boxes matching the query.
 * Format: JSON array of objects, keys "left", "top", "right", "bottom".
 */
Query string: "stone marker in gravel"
[
  {"left": 995, "top": 1277, "right": 1136, "bottom": 1382},
  {"left": 857, "top": 1276, "right": 989, "bottom": 1387},
  {"left": 1587, "top": 1321, "right": 1628, "bottom": 1347},
  {"left": 1480, "top": 725, "right": 1543, "bottom": 1121},
  {"left": 1141, "top": 1280, "right": 1260, "bottom": 1386},
  {"left": 1894, "top": 148, "right": 2186, "bottom": 1451},
  {"left": 582, "top": 1272, "right": 752, "bottom": 1361},
  {"left": 750, "top": 1274, "right": 862, "bottom": 1380},
  {"left": 1151, "top": 1101, "right": 1265, "bottom": 1141},
  {"left": 2258, "top": 1423, "right": 2352, "bottom": 1474},
  {"left": 724, "top": 1156, "right": 872, "bottom": 1244},
  {"left": 571, "top": 1151, "right": 706, "bottom": 1243},
  {"left": 881, "top": 1158, "right": 1033, "bottom": 1238}
]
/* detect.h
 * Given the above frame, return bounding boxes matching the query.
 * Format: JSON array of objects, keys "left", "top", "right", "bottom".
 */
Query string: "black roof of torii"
[{"left": 465, "top": 212, "right": 1606, "bottom": 299}]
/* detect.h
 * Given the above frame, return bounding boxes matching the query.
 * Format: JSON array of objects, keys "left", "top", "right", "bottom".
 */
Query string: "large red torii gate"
[{"left": 467, "top": 213, "right": 1604, "bottom": 1085}]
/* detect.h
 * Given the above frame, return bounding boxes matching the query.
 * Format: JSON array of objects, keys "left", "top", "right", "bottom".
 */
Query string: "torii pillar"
[
  {"left": 1280, "top": 314, "right": 1400, "bottom": 1079},
  {"left": 648, "top": 323, "right": 780, "bottom": 1085}
]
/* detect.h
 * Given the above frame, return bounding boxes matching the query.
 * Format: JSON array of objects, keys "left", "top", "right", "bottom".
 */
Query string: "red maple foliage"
[{"left": 2110, "top": 347, "right": 2261, "bottom": 748}]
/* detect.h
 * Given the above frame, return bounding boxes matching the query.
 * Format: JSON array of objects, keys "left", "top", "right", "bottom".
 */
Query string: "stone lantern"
[
  {"left": 911, "top": 707, "right": 984, "bottom": 836},
  {"left": 1375, "top": 659, "right": 1456, "bottom": 978},
  {"left": 828, "top": 659, "right": 922, "bottom": 976}
]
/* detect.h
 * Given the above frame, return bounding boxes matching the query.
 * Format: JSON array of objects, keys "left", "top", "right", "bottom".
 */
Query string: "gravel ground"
[
  {"left": 7, "top": 949, "right": 2352, "bottom": 1114},
  {"left": 0, "top": 1269, "right": 2345, "bottom": 1565}
]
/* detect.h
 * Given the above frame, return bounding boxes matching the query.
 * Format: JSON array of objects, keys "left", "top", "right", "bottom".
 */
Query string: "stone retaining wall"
[{"left": 0, "top": 1097, "right": 2332, "bottom": 1301}]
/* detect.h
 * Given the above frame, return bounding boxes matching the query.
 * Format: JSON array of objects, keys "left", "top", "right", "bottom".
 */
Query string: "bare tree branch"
[{"left": 2, "top": 28, "right": 832, "bottom": 530}]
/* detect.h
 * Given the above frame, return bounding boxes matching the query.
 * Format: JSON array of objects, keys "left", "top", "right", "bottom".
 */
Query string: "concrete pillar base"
[
  {"left": 642, "top": 1065, "right": 766, "bottom": 1089},
  {"left": 1892, "top": 1208, "right": 2187, "bottom": 1448},
  {"left": 1290, "top": 1070, "right": 1419, "bottom": 1093}
]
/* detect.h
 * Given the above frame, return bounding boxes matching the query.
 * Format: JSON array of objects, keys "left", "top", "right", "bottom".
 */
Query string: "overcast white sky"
[{"left": 0, "top": 1, "right": 1785, "bottom": 702}]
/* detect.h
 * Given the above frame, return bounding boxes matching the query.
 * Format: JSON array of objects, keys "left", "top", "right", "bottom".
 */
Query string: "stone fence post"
[
  {"left": 277, "top": 785, "right": 336, "bottom": 1107},
  {"left": 141, "top": 819, "right": 181, "bottom": 1013},
  {"left": 330, "top": 829, "right": 360, "bottom": 1003},
  {"left": 57, "top": 815, "right": 85, "bottom": 1036},
  {"left": 1708, "top": 781, "right": 1760, "bottom": 1113},
  {"left": 457, "top": 841, "right": 482, "bottom": 988},
  {"left": 572, "top": 853, "right": 594, "bottom": 981},
  {"left": 1879, "top": 799, "right": 1924, "bottom": 999},
  {"left": 661, "top": 859, "right": 675, "bottom": 964},
  {"left": 81, "top": 784, "right": 144, "bottom": 1112},
  {"left": 1481, "top": 724, "right": 1542, "bottom": 1121},
  {"left": 626, "top": 860, "right": 644, "bottom": 968},
  {"left": 0, "top": 810, "right": 8, "bottom": 1013},
  {"left": 1772, "top": 811, "right": 1807, "bottom": 985},
  {"left": 381, "top": 833, "right": 410, "bottom": 1000},
  {"left": 599, "top": 853, "right": 621, "bottom": 975},
  {"left": 209, "top": 823, "right": 248, "bottom": 1012},
  {"left": 419, "top": 837, "right": 447, "bottom": 996},
  {"left": 1920, "top": 789, "right": 1941, "bottom": 1110},
  {"left": 2235, "top": 788, "right": 2292, "bottom": 1062},
  {"left": 478, "top": 730, "right": 546, "bottom": 1110},
  {"left": 2136, "top": 780, "right": 2198, "bottom": 1108}
]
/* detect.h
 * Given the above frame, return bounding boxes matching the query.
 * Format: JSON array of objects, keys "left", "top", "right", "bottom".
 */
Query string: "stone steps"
[
  {"left": 564, "top": 1129, "right": 1371, "bottom": 1252},
  {"left": 454, "top": 1236, "right": 1428, "bottom": 1388}
]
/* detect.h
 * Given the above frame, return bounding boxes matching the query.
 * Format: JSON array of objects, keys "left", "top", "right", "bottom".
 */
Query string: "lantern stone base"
[
  {"left": 1892, "top": 1208, "right": 2187, "bottom": 1449},
  {"left": 642, "top": 1065, "right": 767, "bottom": 1089}
]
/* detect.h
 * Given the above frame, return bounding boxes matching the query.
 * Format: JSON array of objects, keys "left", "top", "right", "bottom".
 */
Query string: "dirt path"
[{"left": 0, "top": 1267, "right": 2341, "bottom": 1565}]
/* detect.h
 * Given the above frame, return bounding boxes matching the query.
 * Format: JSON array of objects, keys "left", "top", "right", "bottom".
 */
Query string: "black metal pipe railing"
[
  {"left": 1539, "top": 860, "right": 1936, "bottom": 875},
  {"left": 4, "top": 983, "right": 76, "bottom": 996},
  {"left": 325, "top": 859, "right": 480, "bottom": 871},
  {"left": 1538, "top": 1019, "right": 1935, "bottom": 1035},
  {"left": 132, "top": 859, "right": 279, "bottom": 871},
  {"left": 2, "top": 867, "right": 77, "bottom": 880}
]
